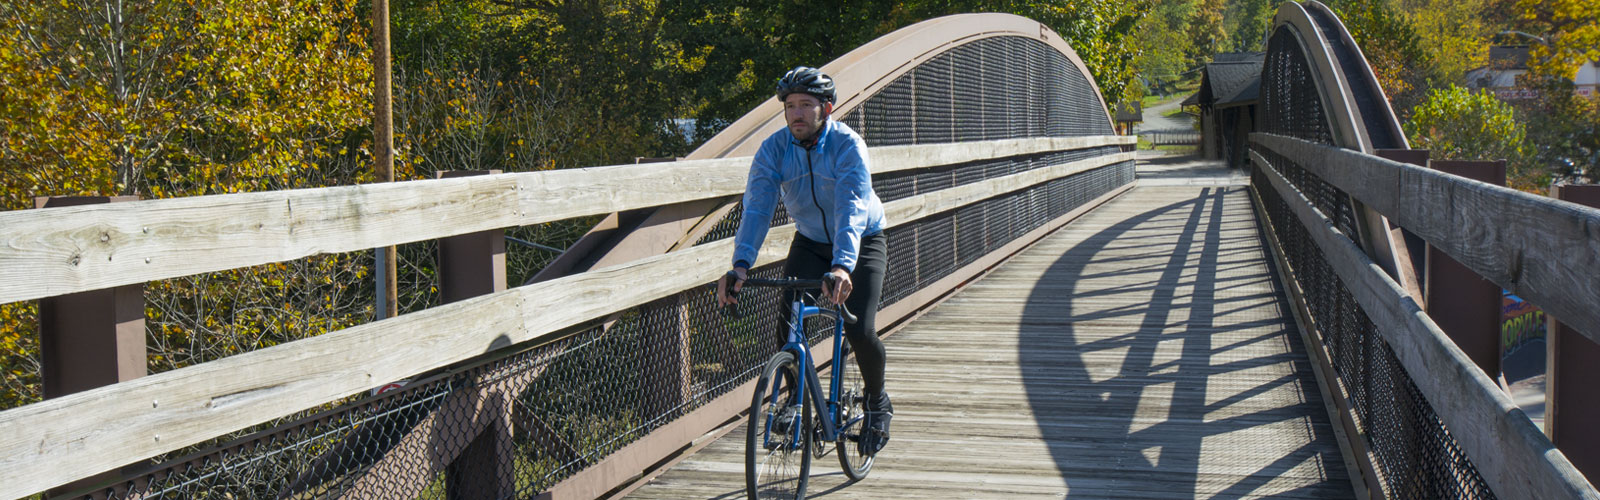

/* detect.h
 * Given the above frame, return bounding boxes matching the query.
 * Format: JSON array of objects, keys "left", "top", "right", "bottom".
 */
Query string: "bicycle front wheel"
[
  {"left": 834, "top": 346, "right": 874, "bottom": 480},
  {"left": 747, "top": 351, "right": 812, "bottom": 499}
]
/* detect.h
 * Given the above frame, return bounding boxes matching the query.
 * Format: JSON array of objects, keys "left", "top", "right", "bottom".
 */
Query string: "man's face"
[{"left": 784, "top": 93, "right": 831, "bottom": 142}]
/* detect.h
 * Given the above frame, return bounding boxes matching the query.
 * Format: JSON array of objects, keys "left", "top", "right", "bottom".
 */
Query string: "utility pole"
[{"left": 373, "top": 0, "right": 398, "bottom": 320}]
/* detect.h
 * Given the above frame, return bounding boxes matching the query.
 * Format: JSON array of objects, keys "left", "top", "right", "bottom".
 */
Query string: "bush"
[{"left": 1405, "top": 85, "right": 1525, "bottom": 162}]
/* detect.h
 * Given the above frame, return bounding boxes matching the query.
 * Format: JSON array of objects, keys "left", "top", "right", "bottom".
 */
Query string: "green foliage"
[
  {"left": 1132, "top": 0, "right": 1198, "bottom": 94},
  {"left": 1405, "top": 86, "right": 1524, "bottom": 161},
  {"left": 1224, "top": 0, "right": 1276, "bottom": 52},
  {"left": 392, "top": 0, "right": 693, "bottom": 167},
  {"left": 664, "top": 0, "right": 1150, "bottom": 136},
  {"left": 1514, "top": 0, "right": 1600, "bottom": 82},
  {"left": 1515, "top": 79, "right": 1599, "bottom": 186},
  {"left": 1324, "top": 0, "right": 1436, "bottom": 111},
  {"left": 1404, "top": 85, "right": 1538, "bottom": 185},
  {"left": 1400, "top": 0, "right": 1494, "bottom": 87},
  {"left": 1185, "top": 0, "right": 1228, "bottom": 68}
]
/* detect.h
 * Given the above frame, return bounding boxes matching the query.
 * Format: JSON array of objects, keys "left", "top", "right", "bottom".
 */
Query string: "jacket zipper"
[{"left": 805, "top": 146, "right": 833, "bottom": 245}]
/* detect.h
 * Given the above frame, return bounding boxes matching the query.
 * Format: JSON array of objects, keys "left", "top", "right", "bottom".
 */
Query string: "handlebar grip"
[
  {"left": 721, "top": 270, "right": 743, "bottom": 319},
  {"left": 821, "top": 274, "right": 859, "bottom": 325}
]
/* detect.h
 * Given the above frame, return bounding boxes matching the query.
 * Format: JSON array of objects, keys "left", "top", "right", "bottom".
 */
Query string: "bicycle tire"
[
  {"left": 834, "top": 347, "right": 874, "bottom": 480},
  {"left": 747, "top": 351, "right": 811, "bottom": 499}
]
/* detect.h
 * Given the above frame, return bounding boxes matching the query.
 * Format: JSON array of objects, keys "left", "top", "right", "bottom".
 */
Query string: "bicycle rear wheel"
[
  {"left": 834, "top": 346, "right": 874, "bottom": 480},
  {"left": 747, "top": 351, "right": 811, "bottom": 499}
]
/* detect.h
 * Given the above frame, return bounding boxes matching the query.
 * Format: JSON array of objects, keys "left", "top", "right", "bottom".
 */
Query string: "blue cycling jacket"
[{"left": 732, "top": 119, "right": 886, "bottom": 272}]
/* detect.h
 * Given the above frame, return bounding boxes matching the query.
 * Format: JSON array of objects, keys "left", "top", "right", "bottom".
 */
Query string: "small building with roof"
[{"left": 1189, "top": 53, "right": 1264, "bottom": 168}]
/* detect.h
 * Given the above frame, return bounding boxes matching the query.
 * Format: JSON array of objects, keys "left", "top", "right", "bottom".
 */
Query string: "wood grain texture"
[
  {"left": 1252, "top": 151, "right": 1599, "bottom": 500},
  {"left": 0, "top": 153, "right": 1133, "bottom": 499},
  {"left": 0, "top": 137, "right": 1131, "bottom": 305},
  {"left": 1250, "top": 133, "right": 1600, "bottom": 348},
  {"left": 630, "top": 185, "right": 1356, "bottom": 499}
]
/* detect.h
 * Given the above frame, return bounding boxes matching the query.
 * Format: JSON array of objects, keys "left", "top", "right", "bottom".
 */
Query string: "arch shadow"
[{"left": 1017, "top": 187, "right": 1350, "bottom": 498}]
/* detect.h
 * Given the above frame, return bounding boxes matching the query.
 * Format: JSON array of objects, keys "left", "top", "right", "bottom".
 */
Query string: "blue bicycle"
[{"left": 727, "top": 275, "right": 874, "bottom": 499}]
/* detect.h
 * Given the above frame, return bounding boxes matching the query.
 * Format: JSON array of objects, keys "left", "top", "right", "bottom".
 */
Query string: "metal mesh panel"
[
  {"left": 72, "top": 35, "right": 1132, "bottom": 500},
  {"left": 914, "top": 54, "right": 955, "bottom": 144},
  {"left": 1261, "top": 29, "right": 1334, "bottom": 146},
  {"left": 1251, "top": 156, "right": 1495, "bottom": 500},
  {"left": 698, "top": 35, "right": 1110, "bottom": 247},
  {"left": 980, "top": 38, "right": 1009, "bottom": 141}
]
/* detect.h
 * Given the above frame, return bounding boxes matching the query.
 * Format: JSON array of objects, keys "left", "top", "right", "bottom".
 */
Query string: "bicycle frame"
[{"left": 761, "top": 297, "right": 856, "bottom": 450}]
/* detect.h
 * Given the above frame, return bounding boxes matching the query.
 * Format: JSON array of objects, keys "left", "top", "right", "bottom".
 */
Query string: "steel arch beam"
[
  {"left": 1265, "top": 1, "right": 1420, "bottom": 298},
  {"left": 534, "top": 14, "right": 1114, "bottom": 282},
  {"left": 692, "top": 13, "right": 1113, "bottom": 159}
]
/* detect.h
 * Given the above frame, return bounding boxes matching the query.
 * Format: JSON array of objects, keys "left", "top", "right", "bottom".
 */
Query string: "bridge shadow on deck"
[{"left": 1019, "top": 187, "right": 1349, "bottom": 498}]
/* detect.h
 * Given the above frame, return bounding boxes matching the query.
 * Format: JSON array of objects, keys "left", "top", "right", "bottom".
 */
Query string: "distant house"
[
  {"left": 1187, "top": 53, "right": 1264, "bottom": 168},
  {"left": 1466, "top": 45, "right": 1600, "bottom": 99}
]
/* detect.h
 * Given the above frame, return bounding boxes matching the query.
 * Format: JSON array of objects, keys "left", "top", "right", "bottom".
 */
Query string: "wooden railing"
[
  {"left": 0, "top": 135, "right": 1135, "bottom": 499},
  {"left": 1249, "top": 132, "right": 1600, "bottom": 500}
]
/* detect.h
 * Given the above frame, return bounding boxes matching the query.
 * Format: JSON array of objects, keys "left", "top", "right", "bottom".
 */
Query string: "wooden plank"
[
  {"left": 868, "top": 135, "right": 1134, "bottom": 173},
  {"left": 1252, "top": 150, "right": 1599, "bottom": 500},
  {"left": 0, "top": 137, "right": 1130, "bottom": 305},
  {"left": 1248, "top": 177, "right": 1378, "bottom": 500},
  {"left": 629, "top": 186, "right": 1355, "bottom": 499},
  {"left": 875, "top": 181, "right": 1136, "bottom": 331},
  {"left": 0, "top": 174, "right": 525, "bottom": 307},
  {"left": 1250, "top": 133, "right": 1600, "bottom": 348},
  {"left": 563, "top": 168, "right": 1139, "bottom": 500},
  {"left": 0, "top": 151, "right": 1133, "bottom": 499}
]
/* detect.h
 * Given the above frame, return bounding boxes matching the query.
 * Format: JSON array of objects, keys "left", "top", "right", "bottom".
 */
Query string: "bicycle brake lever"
[{"left": 834, "top": 304, "right": 858, "bottom": 325}]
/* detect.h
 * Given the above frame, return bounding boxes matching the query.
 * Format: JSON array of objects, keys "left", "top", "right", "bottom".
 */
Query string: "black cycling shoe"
[{"left": 860, "top": 392, "right": 892, "bottom": 456}]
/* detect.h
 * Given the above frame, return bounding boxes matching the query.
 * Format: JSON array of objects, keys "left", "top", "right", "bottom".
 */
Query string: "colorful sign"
[{"left": 1501, "top": 291, "right": 1546, "bottom": 355}]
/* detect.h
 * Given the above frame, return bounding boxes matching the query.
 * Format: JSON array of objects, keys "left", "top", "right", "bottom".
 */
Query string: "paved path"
[
  {"left": 625, "top": 176, "right": 1354, "bottom": 499},
  {"left": 1141, "top": 96, "right": 1194, "bottom": 134}
]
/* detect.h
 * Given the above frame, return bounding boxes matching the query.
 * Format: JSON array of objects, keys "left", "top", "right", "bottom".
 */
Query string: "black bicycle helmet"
[{"left": 776, "top": 66, "right": 836, "bottom": 103}]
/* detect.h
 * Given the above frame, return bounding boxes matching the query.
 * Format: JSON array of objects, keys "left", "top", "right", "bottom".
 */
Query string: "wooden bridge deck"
[{"left": 626, "top": 164, "right": 1355, "bottom": 499}]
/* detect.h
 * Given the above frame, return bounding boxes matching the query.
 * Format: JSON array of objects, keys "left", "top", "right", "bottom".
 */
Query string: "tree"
[
  {"left": 0, "top": 0, "right": 376, "bottom": 409},
  {"left": 1225, "top": 0, "right": 1277, "bottom": 52},
  {"left": 1133, "top": 0, "right": 1198, "bottom": 95},
  {"left": 1512, "top": 0, "right": 1600, "bottom": 82},
  {"left": 1404, "top": 85, "right": 1540, "bottom": 187},
  {"left": 1399, "top": 0, "right": 1496, "bottom": 85},
  {"left": 1184, "top": 0, "right": 1227, "bottom": 68},
  {"left": 1324, "top": 0, "right": 1436, "bottom": 112}
]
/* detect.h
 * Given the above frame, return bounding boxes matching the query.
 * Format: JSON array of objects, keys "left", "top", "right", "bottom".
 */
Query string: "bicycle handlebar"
[{"left": 719, "top": 274, "right": 859, "bottom": 325}]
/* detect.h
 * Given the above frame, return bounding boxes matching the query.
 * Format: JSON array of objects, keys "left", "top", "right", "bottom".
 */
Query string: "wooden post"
[
  {"left": 372, "top": 0, "right": 398, "bottom": 320},
  {"left": 35, "top": 195, "right": 145, "bottom": 497},
  {"left": 436, "top": 170, "right": 507, "bottom": 304},
  {"left": 434, "top": 170, "right": 511, "bottom": 498},
  {"left": 34, "top": 196, "right": 146, "bottom": 398},
  {"left": 1423, "top": 160, "right": 1505, "bottom": 379},
  {"left": 1546, "top": 184, "right": 1600, "bottom": 482}
]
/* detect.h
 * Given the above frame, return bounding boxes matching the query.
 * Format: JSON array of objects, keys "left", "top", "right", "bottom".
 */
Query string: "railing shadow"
[{"left": 1018, "top": 187, "right": 1348, "bottom": 498}]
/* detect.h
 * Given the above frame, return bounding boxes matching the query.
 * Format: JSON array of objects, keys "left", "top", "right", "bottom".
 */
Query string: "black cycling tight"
[{"left": 779, "top": 233, "right": 888, "bottom": 396}]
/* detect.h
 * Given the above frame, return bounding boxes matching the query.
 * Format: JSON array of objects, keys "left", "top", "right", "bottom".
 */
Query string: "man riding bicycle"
[{"left": 715, "top": 66, "right": 893, "bottom": 456}]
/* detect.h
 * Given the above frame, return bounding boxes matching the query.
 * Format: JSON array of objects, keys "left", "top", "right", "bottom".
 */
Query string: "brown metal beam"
[
  {"left": 1423, "top": 160, "right": 1506, "bottom": 380},
  {"left": 34, "top": 196, "right": 146, "bottom": 398},
  {"left": 1546, "top": 184, "right": 1600, "bottom": 483}
]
